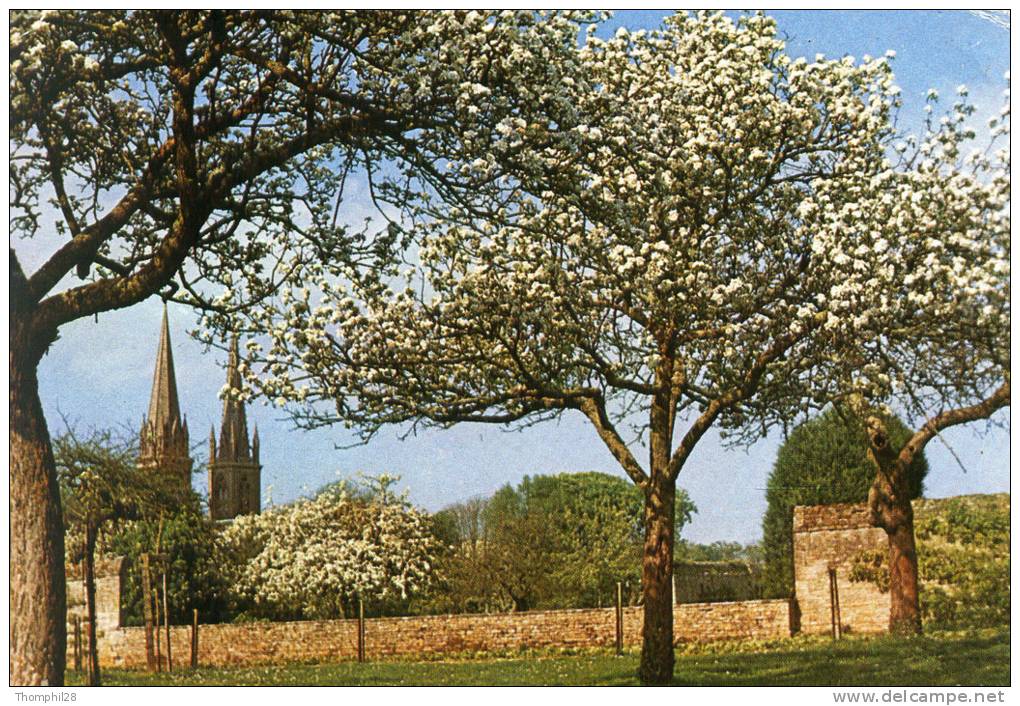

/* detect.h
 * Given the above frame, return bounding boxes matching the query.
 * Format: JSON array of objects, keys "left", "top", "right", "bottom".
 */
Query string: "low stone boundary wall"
[{"left": 83, "top": 599, "right": 791, "bottom": 669}]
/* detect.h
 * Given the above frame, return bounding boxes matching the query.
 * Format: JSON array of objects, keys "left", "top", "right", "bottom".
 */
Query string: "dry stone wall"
[
  {"left": 675, "top": 561, "right": 762, "bottom": 603},
  {"left": 66, "top": 558, "right": 127, "bottom": 633},
  {"left": 68, "top": 500, "right": 904, "bottom": 668},
  {"left": 792, "top": 503, "right": 888, "bottom": 635},
  {"left": 79, "top": 600, "right": 791, "bottom": 669}
]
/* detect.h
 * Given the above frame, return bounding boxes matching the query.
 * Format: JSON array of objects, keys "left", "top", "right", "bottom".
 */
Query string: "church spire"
[
  {"left": 209, "top": 336, "right": 261, "bottom": 521},
  {"left": 147, "top": 304, "right": 181, "bottom": 429},
  {"left": 217, "top": 337, "right": 251, "bottom": 463},
  {"left": 139, "top": 303, "right": 192, "bottom": 489}
]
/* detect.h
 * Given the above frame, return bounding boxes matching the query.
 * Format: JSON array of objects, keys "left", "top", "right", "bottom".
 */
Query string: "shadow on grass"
[
  {"left": 673, "top": 631, "right": 1009, "bottom": 686},
  {"left": 66, "top": 628, "right": 1008, "bottom": 687}
]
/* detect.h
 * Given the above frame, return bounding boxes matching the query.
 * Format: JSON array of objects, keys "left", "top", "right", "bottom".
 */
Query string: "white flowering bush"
[{"left": 220, "top": 485, "right": 438, "bottom": 620}]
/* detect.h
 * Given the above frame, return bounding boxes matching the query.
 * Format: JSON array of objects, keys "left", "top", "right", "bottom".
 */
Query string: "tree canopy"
[
  {"left": 432, "top": 472, "right": 695, "bottom": 612},
  {"left": 220, "top": 11, "right": 1009, "bottom": 682}
]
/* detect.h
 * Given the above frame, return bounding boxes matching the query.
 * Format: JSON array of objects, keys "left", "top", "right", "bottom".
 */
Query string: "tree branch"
[{"left": 897, "top": 379, "right": 1010, "bottom": 468}]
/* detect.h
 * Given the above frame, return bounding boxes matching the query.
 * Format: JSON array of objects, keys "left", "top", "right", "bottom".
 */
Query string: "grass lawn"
[{"left": 68, "top": 627, "right": 1008, "bottom": 686}]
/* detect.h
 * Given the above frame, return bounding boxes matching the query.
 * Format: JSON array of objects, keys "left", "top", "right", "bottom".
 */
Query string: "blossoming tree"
[
  {"left": 809, "top": 84, "right": 1010, "bottom": 634},
  {"left": 219, "top": 12, "right": 1005, "bottom": 683},
  {"left": 220, "top": 485, "right": 438, "bottom": 620},
  {"left": 9, "top": 9, "right": 588, "bottom": 684}
]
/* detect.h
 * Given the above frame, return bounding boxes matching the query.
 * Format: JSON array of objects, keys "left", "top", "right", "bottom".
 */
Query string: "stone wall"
[
  {"left": 675, "top": 561, "right": 763, "bottom": 603},
  {"left": 66, "top": 500, "right": 902, "bottom": 667},
  {"left": 79, "top": 599, "right": 791, "bottom": 669},
  {"left": 66, "top": 557, "right": 127, "bottom": 633},
  {"left": 792, "top": 503, "right": 888, "bottom": 635}
]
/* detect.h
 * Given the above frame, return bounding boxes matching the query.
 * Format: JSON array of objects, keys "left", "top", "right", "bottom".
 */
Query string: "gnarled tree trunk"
[
  {"left": 886, "top": 518, "right": 922, "bottom": 634},
  {"left": 10, "top": 256, "right": 66, "bottom": 685},
  {"left": 866, "top": 416, "right": 922, "bottom": 635},
  {"left": 639, "top": 475, "right": 675, "bottom": 685}
]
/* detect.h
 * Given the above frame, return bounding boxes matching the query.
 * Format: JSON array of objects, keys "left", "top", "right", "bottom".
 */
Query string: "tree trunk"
[
  {"left": 886, "top": 515, "right": 922, "bottom": 634},
  {"left": 638, "top": 475, "right": 675, "bottom": 685},
  {"left": 10, "top": 266, "right": 66, "bottom": 686},
  {"left": 865, "top": 416, "right": 922, "bottom": 636},
  {"left": 83, "top": 522, "right": 101, "bottom": 686}
]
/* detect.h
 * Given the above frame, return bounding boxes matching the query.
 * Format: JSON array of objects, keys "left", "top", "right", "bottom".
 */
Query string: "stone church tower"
[
  {"left": 138, "top": 306, "right": 193, "bottom": 490},
  {"left": 208, "top": 339, "right": 261, "bottom": 521}
]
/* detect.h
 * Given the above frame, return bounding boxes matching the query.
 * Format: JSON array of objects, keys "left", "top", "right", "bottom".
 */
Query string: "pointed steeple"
[
  {"left": 217, "top": 337, "right": 251, "bottom": 463},
  {"left": 147, "top": 304, "right": 182, "bottom": 429},
  {"left": 139, "top": 303, "right": 192, "bottom": 489},
  {"left": 209, "top": 335, "right": 262, "bottom": 521}
]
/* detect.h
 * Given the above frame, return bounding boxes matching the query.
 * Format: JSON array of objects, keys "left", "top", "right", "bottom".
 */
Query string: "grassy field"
[{"left": 67, "top": 627, "right": 1008, "bottom": 686}]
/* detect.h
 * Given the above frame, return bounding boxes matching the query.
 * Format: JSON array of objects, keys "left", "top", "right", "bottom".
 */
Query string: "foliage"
[
  {"left": 227, "top": 11, "right": 1007, "bottom": 681},
  {"left": 56, "top": 425, "right": 182, "bottom": 552},
  {"left": 9, "top": 8, "right": 598, "bottom": 683},
  {"left": 108, "top": 499, "right": 231, "bottom": 626},
  {"left": 761, "top": 408, "right": 927, "bottom": 598},
  {"left": 849, "top": 494, "right": 1009, "bottom": 629},
  {"left": 424, "top": 472, "right": 694, "bottom": 613},
  {"left": 220, "top": 483, "right": 439, "bottom": 621},
  {"left": 67, "top": 627, "right": 1009, "bottom": 687},
  {"left": 675, "top": 540, "right": 762, "bottom": 563}
]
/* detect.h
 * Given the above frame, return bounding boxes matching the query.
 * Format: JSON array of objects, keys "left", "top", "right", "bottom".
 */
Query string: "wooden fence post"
[
  {"left": 191, "top": 609, "right": 199, "bottom": 669},
  {"left": 73, "top": 616, "right": 82, "bottom": 673},
  {"left": 828, "top": 567, "right": 842, "bottom": 640},
  {"left": 163, "top": 571, "right": 173, "bottom": 672},
  {"left": 83, "top": 619, "right": 92, "bottom": 683},
  {"left": 615, "top": 582, "right": 623, "bottom": 655},
  {"left": 140, "top": 553, "right": 156, "bottom": 671},
  {"left": 154, "top": 575, "right": 162, "bottom": 672},
  {"left": 357, "top": 598, "right": 366, "bottom": 663}
]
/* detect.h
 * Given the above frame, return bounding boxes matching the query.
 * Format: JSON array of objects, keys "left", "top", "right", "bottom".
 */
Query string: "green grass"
[{"left": 68, "top": 627, "right": 1008, "bottom": 686}]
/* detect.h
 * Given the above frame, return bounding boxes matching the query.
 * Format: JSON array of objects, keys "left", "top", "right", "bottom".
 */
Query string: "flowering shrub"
[{"left": 221, "top": 486, "right": 439, "bottom": 620}]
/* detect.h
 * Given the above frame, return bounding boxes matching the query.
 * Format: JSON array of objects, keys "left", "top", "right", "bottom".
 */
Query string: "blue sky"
[{"left": 27, "top": 10, "right": 1010, "bottom": 543}]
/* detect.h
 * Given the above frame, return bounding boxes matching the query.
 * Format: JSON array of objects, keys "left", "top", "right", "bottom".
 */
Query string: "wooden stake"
[
  {"left": 140, "top": 553, "right": 156, "bottom": 671},
  {"left": 191, "top": 608, "right": 199, "bottom": 669},
  {"left": 357, "top": 598, "right": 366, "bottom": 663},
  {"left": 73, "top": 616, "right": 82, "bottom": 673},
  {"left": 153, "top": 572, "right": 162, "bottom": 672},
  {"left": 615, "top": 581, "right": 624, "bottom": 655},
  {"left": 828, "top": 567, "right": 843, "bottom": 640},
  {"left": 163, "top": 572, "right": 173, "bottom": 672}
]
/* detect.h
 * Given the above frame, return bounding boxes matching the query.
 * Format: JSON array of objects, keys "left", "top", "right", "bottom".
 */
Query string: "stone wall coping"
[
  {"left": 675, "top": 560, "right": 757, "bottom": 570},
  {"left": 104, "top": 597, "right": 792, "bottom": 635},
  {"left": 792, "top": 502, "right": 875, "bottom": 533}
]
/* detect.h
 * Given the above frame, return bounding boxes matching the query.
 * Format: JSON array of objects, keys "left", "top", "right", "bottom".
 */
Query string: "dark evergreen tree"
[{"left": 761, "top": 408, "right": 927, "bottom": 598}]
